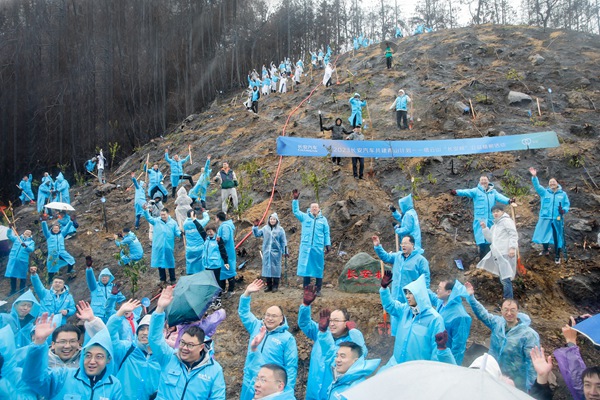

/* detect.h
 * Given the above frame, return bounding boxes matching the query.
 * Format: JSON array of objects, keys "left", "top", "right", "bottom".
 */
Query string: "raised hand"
[
  {"left": 250, "top": 326, "right": 267, "bottom": 351},
  {"left": 450, "top": 189, "right": 457, "bottom": 196},
  {"left": 76, "top": 301, "right": 95, "bottom": 322},
  {"left": 435, "top": 330, "right": 449, "bottom": 350},
  {"left": 292, "top": 189, "right": 300, "bottom": 200},
  {"left": 34, "top": 312, "right": 57, "bottom": 344},
  {"left": 465, "top": 282, "right": 475, "bottom": 296},
  {"left": 111, "top": 282, "right": 122, "bottom": 295},
  {"left": 253, "top": 219, "right": 260, "bottom": 227},
  {"left": 530, "top": 346, "right": 553, "bottom": 384},
  {"left": 389, "top": 205, "right": 397, "bottom": 213},
  {"left": 562, "top": 318, "right": 578, "bottom": 344},
  {"left": 318, "top": 309, "right": 331, "bottom": 332},
  {"left": 528, "top": 167, "right": 537, "bottom": 176},
  {"left": 371, "top": 235, "right": 380, "bottom": 246},
  {"left": 117, "top": 299, "right": 142, "bottom": 317},
  {"left": 29, "top": 266, "right": 38, "bottom": 275},
  {"left": 381, "top": 270, "right": 393, "bottom": 289},
  {"left": 245, "top": 279, "right": 266, "bottom": 296},
  {"left": 156, "top": 285, "right": 174, "bottom": 312},
  {"left": 303, "top": 285, "right": 317, "bottom": 306}
]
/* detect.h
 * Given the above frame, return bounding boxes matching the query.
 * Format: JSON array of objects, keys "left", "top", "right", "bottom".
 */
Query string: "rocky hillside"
[{"left": 4, "top": 24, "right": 600, "bottom": 398}]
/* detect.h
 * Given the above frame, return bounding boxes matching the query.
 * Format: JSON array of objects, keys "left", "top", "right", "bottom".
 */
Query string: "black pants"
[
  {"left": 251, "top": 100, "right": 258, "bottom": 114},
  {"left": 396, "top": 110, "right": 408, "bottom": 129},
  {"left": 331, "top": 157, "right": 341, "bottom": 165},
  {"left": 325, "top": 77, "right": 332, "bottom": 87},
  {"left": 159, "top": 267, "right": 176, "bottom": 283},
  {"left": 265, "top": 277, "right": 280, "bottom": 290},
  {"left": 10, "top": 278, "right": 26, "bottom": 294},
  {"left": 211, "top": 268, "right": 235, "bottom": 293},
  {"left": 352, "top": 157, "right": 364, "bottom": 178},
  {"left": 386, "top": 57, "right": 392, "bottom": 69},
  {"left": 303, "top": 277, "right": 322, "bottom": 290},
  {"left": 543, "top": 222, "right": 561, "bottom": 259},
  {"left": 150, "top": 186, "right": 168, "bottom": 202},
  {"left": 171, "top": 176, "right": 194, "bottom": 197},
  {"left": 478, "top": 243, "right": 491, "bottom": 260}
]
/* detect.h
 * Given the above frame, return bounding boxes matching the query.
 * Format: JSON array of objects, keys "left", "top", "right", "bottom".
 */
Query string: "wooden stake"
[
  {"left": 536, "top": 98, "right": 542, "bottom": 116},
  {"left": 469, "top": 99, "right": 476, "bottom": 119}
]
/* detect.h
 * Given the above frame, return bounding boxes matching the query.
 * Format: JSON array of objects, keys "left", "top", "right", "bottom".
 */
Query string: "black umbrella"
[{"left": 166, "top": 271, "right": 222, "bottom": 326}]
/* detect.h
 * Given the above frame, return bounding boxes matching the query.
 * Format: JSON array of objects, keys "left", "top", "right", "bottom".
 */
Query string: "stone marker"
[{"left": 338, "top": 252, "right": 391, "bottom": 294}]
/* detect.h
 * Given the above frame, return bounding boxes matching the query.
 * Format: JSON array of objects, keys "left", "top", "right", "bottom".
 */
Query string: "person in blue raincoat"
[
  {"left": 57, "top": 211, "right": 77, "bottom": 237},
  {"left": 250, "top": 85, "right": 260, "bottom": 114},
  {"left": 30, "top": 266, "right": 76, "bottom": 326},
  {"left": 107, "top": 301, "right": 162, "bottom": 400},
  {"left": 239, "top": 279, "right": 298, "bottom": 400},
  {"left": 252, "top": 212, "right": 288, "bottom": 292},
  {"left": 0, "top": 325, "right": 38, "bottom": 399},
  {"left": 0, "top": 290, "right": 40, "bottom": 348},
  {"left": 298, "top": 285, "right": 368, "bottom": 400},
  {"left": 529, "top": 167, "right": 570, "bottom": 264},
  {"left": 379, "top": 274, "right": 455, "bottom": 369},
  {"left": 322, "top": 342, "right": 380, "bottom": 400},
  {"left": 390, "top": 193, "right": 422, "bottom": 248},
  {"left": 86, "top": 267, "right": 126, "bottom": 322},
  {"left": 183, "top": 209, "right": 210, "bottom": 274},
  {"left": 37, "top": 173, "right": 53, "bottom": 213},
  {"left": 165, "top": 148, "right": 193, "bottom": 198},
  {"left": 53, "top": 172, "right": 70, "bottom": 204},
  {"left": 142, "top": 205, "right": 181, "bottom": 284},
  {"left": 114, "top": 228, "right": 144, "bottom": 265},
  {"left": 4, "top": 225, "right": 35, "bottom": 295},
  {"left": 292, "top": 190, "right": 331, "bottom": 296},
  {"left": 428, "top": 280, "right": 472, "bottom": 365},
  {"left": 150, "top": 286, "right": 226, "bottom": 399},
  {"left": 132, "top": 174, "right": 147, "bottom": 230},
  {"left": 195, "top": 222, "right": 229, "bottom": 308},
  {"left": 41, "top": 220, "right": 76, "bottom": 280},
  {"left": 145, "top": 163, "right": 168, "bottom": 202},
  {"left": 451, "top": 175, "right": 512, "bottom": 259},
  {"left": 84, "top": 157, "right": 97, "bottom": 174},
  {"left": 395, "top": 26, "right": 403, "bottom": 38},
  {"left": 23, "top": 315, "right": 123, "bottom": 400},
  {"left": 216, "top": 211, "right": 237, "bottom": 297},
  {"left": 189, "top": 155, "right": 212, "bottom": 209},
  {"left": 465, "top": 282, "right": 539, "bottom": 391},
  {"left": 372, "top": 234, "right": 429, "bottom": 334},
  {"left": 18, "top": 174, "right": 35, "bottom": 205},
  {"left": 353, "top": 37, "right": 360, "bottom": 50},
  {"left": 348, "top": 93, "right": 367, "bottom": 128}
]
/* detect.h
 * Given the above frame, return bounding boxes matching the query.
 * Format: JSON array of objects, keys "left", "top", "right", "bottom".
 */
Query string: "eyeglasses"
[
  {"left": 56, "top": 339, "right": 79, "bottom": 345},
  {"left": 179, "top": 340, "right": 202, "bottom": 349},
  {"left": 502, "top": 308, "right": 518, "bottom": 314},
  {"left": 264, "top": 313, "right": 282, "bottom": 319},
  {"left": 254, "top": 377, "right": 283, "bottom": 385},
  {"left": 84, "top": 353, "right": 106, "bottom": 361},
  {"left": 137, "top": 334, "right": 149, "bottom": 339},
  {"left": 329, "top": 319, "right": 347, "bottom": 324}
]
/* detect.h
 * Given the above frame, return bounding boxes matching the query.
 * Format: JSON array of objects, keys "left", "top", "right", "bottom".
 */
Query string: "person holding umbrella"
[{"left": 529, "top": 167, "right": 570, "bottom": 264}]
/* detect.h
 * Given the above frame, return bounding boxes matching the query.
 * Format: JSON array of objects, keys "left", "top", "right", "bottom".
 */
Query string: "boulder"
[
  {"left": 569, "top": 124, "right": 596, "bottom": 137},
  {"left": 94, "top": 183, "right": 117, "bottom": 197},
  {"left": 508, "top": 91, "right": 532, "bottom": 105},
  {"left": 529, "top": 54, "right": 545, "bottom": 65},
  {"left": 558, "top": 272, "right": 600, "bottom": 306},
  {"left": 338, "top": 252, "right": 390, "bottom": 294},
  {"left": 568, "top": 218, "right": 593, "bottom": 232},
  {"left": 566, "top": 91, "right": 592, "bottom": 109}
]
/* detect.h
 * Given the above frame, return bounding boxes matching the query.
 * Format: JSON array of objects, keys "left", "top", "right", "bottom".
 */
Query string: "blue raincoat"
[
  {"left": 143, "top": 210, "right": 181, "bottom": 269},
  {"left": 428, "top": 281, "right": 472, "bottom": 366},
  {"left": 18, "top": 175, "right": 35, "bottom": 203},
  {"left": 531, "top": 177, "right": 570, "bottom": 246},
  {"left": 86, "top": 268, "right": 126, "bottom": 321},
  {"left": 0, "top": 290, "right": 40, "bottom": 348},
  {"left": 202, "top": 234, "right": 228, "bottom": 271},
  {"left": 189, "top": 158, "right": 212, "bottom": 202},
  {"left": 374, "top": 244, "right": 429, "bottom": 334},
  {"left": 298, "top": 304, "right": 367, "bottom": 400},
  {"left": 348, "top": 97, "right": 367, "bottom": 127},
  {"left": 325, "top": 356, "right": 380, "bottom": 400},
  {"left": 115, "top": 231, "right": 144, "bottom": 265},
  {"left": 53, "top": 172, "right": 70, "bottom": 204},
  {"left": 165, "top": 153, "right": 190, "bottom": 188},
  {"left": 149, "top": 311, "right": 226, "bottom": 400},
  {"left": 85, "top": 159, "right": 96, "bottom": 173},
  {"left": 31, "top": 274, "right": 76, "bottom": 326},
  {"left": 380, "top": 275, "right": 455, "bottom": 368},
  {"left": 5, "top": 230, "right": 35, "bottom": 279},
  {"left": 42, "top": 221, "right": 75, "bottom": 273},
  {"left": 217, "top": 219, "right": 237, "bottom": 279},
  {"left": 395, "top": 26, "right": 403, "bottom": 38},
  {"left": 183, "top": 212, "right": 210, "bottom": 274},
  {"left": 145, "top": 166, "right": 168, "bottom": 198},
  {"left": 37, "top": 180, "right": 53, "bottom": 213},
  {"left": 292, "top": 200, "right": 331, "bottom": 278},
  {"left": 106, "top": 315, "right": 161, "bottom": 400},
  {"left": 132, "top": 177, "right": 147, "bottom": 218},
  {"left": 0, "top": 325, "right": 38, "bottom": 399},
  {"left": 23, "top": 328, "right": 123, "bottom": 400},
  {"left": 392, "top": 194, "right": 422, "bottom": 248},
  {"left": 238, "top": 295, "right": 298, "bottom": 400},
  {"left": 467, "top": 295, "right": 539, "bottom": 391},
  {"left": 57, "top": 213, "right": 77, "bottom": 236},
  {"left": 252, "top": 214, "right": 287, "bottom": 278},
  {"left": 455, "top": 183, "right": 510, "bottom": 244}
]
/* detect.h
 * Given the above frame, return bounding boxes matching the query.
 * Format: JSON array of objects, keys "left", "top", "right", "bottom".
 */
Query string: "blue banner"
[{"left": 276, "top": 131, "right": 559, "bottom": 158}]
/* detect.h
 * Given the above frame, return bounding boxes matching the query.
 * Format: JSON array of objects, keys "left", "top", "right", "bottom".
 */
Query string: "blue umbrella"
[
  {"left": 573, "top": 314, "right": 600, "bottom": 346},
  {"left": 166, "top": 271, "right": 221, "bottom": 326}
]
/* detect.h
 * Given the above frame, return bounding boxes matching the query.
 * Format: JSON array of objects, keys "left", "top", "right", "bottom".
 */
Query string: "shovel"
[
  {"left": 509, "top": 205, "right": 526, "bottom": 276},
  {"left": 376, "top": 261, "right": 391, "bottom": 336}
]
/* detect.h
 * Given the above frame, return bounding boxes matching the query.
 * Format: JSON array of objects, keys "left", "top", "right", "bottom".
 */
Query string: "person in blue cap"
[
  {"left": 86, "top": 267, "right": 126, "bottom": 323},
  {"left": 389, "top": 193, "right": 421, "bottom": 248},
  {"left": 18, "top": 174, "right": 35, "bottom": 205},
  {"left": 165, "top": 148, "right": 193, "bottom": 198},
  {"left": 0, "top": 290, "right": 40, "bottom": 348},
  {"left": 114, "top": 228, "right": 144, "bottom": 265},
  {"left": 389, "top": 89, "right": 412, "bottom": 130},
  {"left": 4, "top": 224, "right": 35, "bottom": 295},
  {"left": 23, "top": 314, "right": 123, "bottom": 399},
  {"left": 348, "top": 93, "right": 367, "bottom": 128}
]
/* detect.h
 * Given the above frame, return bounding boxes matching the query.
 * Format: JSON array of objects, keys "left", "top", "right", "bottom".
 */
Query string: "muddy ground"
[{"left": 2, "top": 24, "right": 600, "bottom": 398}]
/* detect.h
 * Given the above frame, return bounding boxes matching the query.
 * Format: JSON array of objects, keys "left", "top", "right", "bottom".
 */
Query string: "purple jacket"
[{"left": 554, "top": 344, "right": 586, "bottom": 400}]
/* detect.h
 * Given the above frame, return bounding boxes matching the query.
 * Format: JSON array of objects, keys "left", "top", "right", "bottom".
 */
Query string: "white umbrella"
[
  {"left": 342, "top": 360, "right": 534, "bottom": 400},
  {"left": 44, "top": 202, "right": 75, "bottom": 211}
]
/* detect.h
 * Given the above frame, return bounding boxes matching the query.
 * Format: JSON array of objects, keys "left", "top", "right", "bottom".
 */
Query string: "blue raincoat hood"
[
  {"left": 98, "top": 268, "right": 115, "bottom": 285},
  {"left": 398, "top": 193, "right": 415, "bottom": 214},
  {"left": 403, "top": 275, "right": 431, "bottom": 310},
  {"left": 477, "top": 182, "right": 495, "bottom": 192},
  {"left": 56, "top": 172, "right": 64, "bottom": 182},
  {"left": 12, "top": 290, "right": 41, "bottom": 320},
  {"left": 447, "top": 280, "right": 469, "bottom": 306},
  {"left": 79, "top": 328, "right": 114, "bottom": 370}
]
